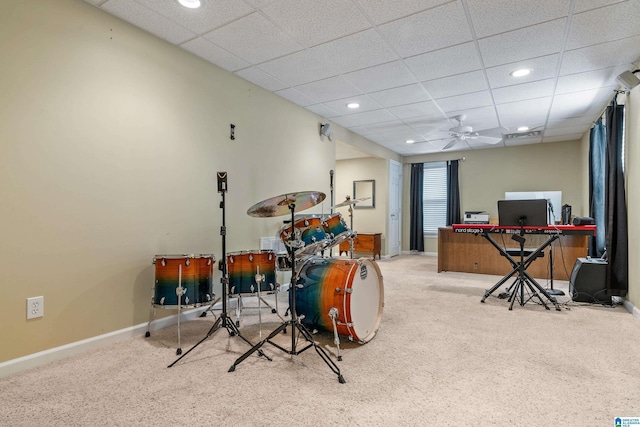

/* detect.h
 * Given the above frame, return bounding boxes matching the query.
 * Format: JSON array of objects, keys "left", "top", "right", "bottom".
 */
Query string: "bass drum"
[{"left": 293, "top": 256, "right": 383, "bottom": 343}]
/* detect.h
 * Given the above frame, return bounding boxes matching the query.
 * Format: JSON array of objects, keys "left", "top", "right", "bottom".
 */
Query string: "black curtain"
[
  {"left": 604, "top": 98, "right": 628, "bottom": 297},
  {"left": 446, "top": 160, "right": 460, "bottom": 226},
  {"left": 409, "top": 163, "right": 424, "bottom": 252},
  {"left": 588, "top": 118, "right": 606, "bottom": 257}
]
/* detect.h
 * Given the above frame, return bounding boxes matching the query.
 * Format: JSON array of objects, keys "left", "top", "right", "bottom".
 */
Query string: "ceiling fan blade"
[
  {"left": 476, "top": 126, "right": 508, "bottom": 138},
  {"left": 475, "top": 135, "right": 503, "bottom": 145},
  {"left": 441, "top": 139, "right": 459, "bottom": 150}
]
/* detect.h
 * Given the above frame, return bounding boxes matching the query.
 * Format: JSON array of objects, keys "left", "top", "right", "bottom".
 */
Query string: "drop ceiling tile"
[
  {"left": 496, "top": 97, "right": 553, "bottom": 124},
  {"left": 102, "top": 0, "right": 196, "bottom": 44},
  {"left": 560, "top": 35, "right": 640, "bottom": 75},
  {"left": 423, "top": 70, "right": 488, "bottom": 99},
  {"left": 261, "top": 0, "right": 371, "bottom": 47},
  {"left": 547, "top": 115, "right": 595, "bottom": 129},
  {"left": 435, "top": 91, "right": 494, "bottom": 113},
  {"left": 135, "top": 0, "right": 253, "bottom": 34},
  {"left": 549, "top": 87, "right": 617, "bottom": 119},
  {"left": 556, "top": 65, "right": 629, "bottom": 94},
  {"left": 492, "top": 79, "right": 555, "bottom": 105},
  {"left": 243, "top": 0, "right": 279, "bottom": 7},
  {"left": 544, "top": 126, "right": 590, "bottom": 137},
  {"left": 258, "top": 50, "right": 336, "bottom": 86},
  {"left": 404, "top": 43, "right": 482, "bottom": 82},
  {"left": 485, "top": 54, "right": 559, "bottom": 88},
  {"left": 478, "top": 19, "right": 567, "bottom": 67},
  {"left": 504, "top": 137, "right": 543, "bottom": 146},
  {"left": 573, "top": 0, "right": 626, "bottom": 13},
  {"left": 294, "top": 76, "right": 361, "bottom": 103},
  {"left": 542, "top": 133, "right": 584, "bottom": 142},
  {"left": 329, "top": 115, "right": 360, "bottom": 128},
  {"left": 274, "top": 87, "right": 318, "bottom": 106},
  {"left": 387, "top": 101, "right": 442, "bottom": 119},
  {"left": 346, "top": 109, "right": 398, "bottom": 126},
  {"left": 309, "top": 29, "right": 399, "bottom": 75},
  {"left": 235, "top": 67, "right": 288, "bottom": 91},
  {"left": 369, "top": 84, "right": 431, "bottom": 108},
  {"left": 203, "top": 13, "right": 302, "bottom": 64},
  {"left": 365, "top": 120, "right": 413, "bottom": 133},
  {"left": 306, "top": 103, "right": 340, "bottom": 118},
  {"left": 344, "top": 61, "right": 418, "bottom": 93},
  {"left": 83, "top": 0, "right": 107, "bottom": 5},
  {"left": 377, "top": 2, "right": 472, "bottom": 58},
  {"left": 181, "top": 37, "right": 250, "bottom": 71},
  {"left": 467, "top": 0, "right": 570, "bottom": 38},
  {"left": 323, "top": 95, "right": 383, "bottom": 116},
  {"left": 354, "top": 0, "right": 449, "bottom": 25},
  {"left": 567, "top": 1, "right": 640, "bottom": 50},
  {"left": 403, "top": 113, "right": 449, "bottom": 130}
]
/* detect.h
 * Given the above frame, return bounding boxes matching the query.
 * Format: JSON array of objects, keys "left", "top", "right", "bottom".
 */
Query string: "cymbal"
[
  {"left": 332, "top": 196, "right": 371, "bottom": 209},
  {"left": 247, "top": 191, "right": 326, "bottom": 217}
]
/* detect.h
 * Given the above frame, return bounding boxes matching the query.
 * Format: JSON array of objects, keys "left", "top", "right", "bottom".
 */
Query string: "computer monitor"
[{"left": 498, "top": 199, "right": 548, "bottom": 227}]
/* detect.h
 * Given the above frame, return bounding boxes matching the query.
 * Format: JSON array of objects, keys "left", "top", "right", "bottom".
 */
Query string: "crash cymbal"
[
  {"left": 331, "top": 196, "right": 371, "bottom": 209},
  {"left": 247, "top": 191, "right": 326, "bottom": 217}
]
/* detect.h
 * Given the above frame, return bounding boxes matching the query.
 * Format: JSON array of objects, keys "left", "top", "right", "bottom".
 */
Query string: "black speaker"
[
  {"left": 569, "top": 258, "right": 610, "bottom": 304},
  {"left": 572, "top": 216, "right": 595, "bottom": 225}
]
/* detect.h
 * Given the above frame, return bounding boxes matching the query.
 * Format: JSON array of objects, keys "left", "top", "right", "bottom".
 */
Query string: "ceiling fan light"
[
  {"left": 178, "top": 0, "right": 202, "bottom": 9},
  {"left": 510, "top": 68, "right": 531, "bottom": 77}
]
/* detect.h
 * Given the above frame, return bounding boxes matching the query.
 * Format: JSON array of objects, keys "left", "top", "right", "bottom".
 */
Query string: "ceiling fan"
[{"left": 432, "top": 115, "right": 508, "bottom": 150}]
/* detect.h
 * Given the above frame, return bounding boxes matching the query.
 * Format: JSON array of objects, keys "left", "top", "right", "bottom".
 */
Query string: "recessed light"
[
  {"left": 510, "top": 68, "right": 531, "bottom": 77},
  {"left": 346, "top": 102, "right": 360, "bottom": 109},
  {"left": 517, "top": 126, "right": 530, "bottom": 132},
  {"left": 405, "top": 139, "right": 415, "bottom": 144},
  {"left": 178, "top": 0, "right": 202, "bottom": 9}
]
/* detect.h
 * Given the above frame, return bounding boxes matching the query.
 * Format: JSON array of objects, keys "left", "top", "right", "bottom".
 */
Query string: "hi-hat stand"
[
  {"left": 168, "top": 172, "right": 271, "bottom": 368},
  {"left": 228, "top": 197, "right": 345, "bottom": 383}
]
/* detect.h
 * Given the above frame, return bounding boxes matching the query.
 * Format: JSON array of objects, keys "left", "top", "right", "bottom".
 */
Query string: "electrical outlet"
[{"left": 27, "top": 296, "right": 44, "bottom": 319}]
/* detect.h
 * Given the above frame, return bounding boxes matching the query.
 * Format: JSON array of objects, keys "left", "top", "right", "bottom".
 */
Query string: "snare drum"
[
  {"left": 322, "top": 213, "right": 352, "bottom": 248},
  {"left": 227, "top": 250, "right": 277, "bottom": 295},
  {"left": 293, "top": 256, "right": 384, "bottom": 343},
  {"left": 153, "top": 254, "right": 215, "bottom": 307},
  {"left": 279, "top": 216, "right": 329, "bottom": 257}
]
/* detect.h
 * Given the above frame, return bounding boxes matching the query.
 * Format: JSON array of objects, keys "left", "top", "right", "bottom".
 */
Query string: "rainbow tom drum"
[
  {"left": 153, "top": 254, "right": 215, "bottom": 307},
  {"left": 294, "top": 256, "right": 384, "bottom": 343},
  {"left": 322, "top": 213, "right": 352, "bottom": 248},
  {"left": 227, "top": 250, "right": 277, "bottom": 295},
  {"left": 279, "top": 216, "right": 329, "bottom": 257}
]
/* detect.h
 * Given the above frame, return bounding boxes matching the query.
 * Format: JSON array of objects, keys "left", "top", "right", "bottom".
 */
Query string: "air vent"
[{"left": 503, "top": 130, "right": 542, "bottom": 140}]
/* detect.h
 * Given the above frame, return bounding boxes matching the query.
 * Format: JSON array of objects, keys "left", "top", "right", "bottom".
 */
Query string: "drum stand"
[
  {"left": 228, "top": 202, "right": 345, "bottom": 383},
  {"left": 168, "top": 178, "right": 271, "bottom": 368}
]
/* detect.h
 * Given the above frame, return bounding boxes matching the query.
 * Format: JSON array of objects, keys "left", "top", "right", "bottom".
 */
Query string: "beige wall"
[
  {"left": 401, "top": 140, "right": 584, "bottom": 252},
  {"left": 0, "top": 0, "right": 373, "bottom": 362},
  {"left": 625, "top": 88, "right": 639, "bottom": 310},
  {"left": 335, "top": 157, "right": 388, "bottom": 252}
]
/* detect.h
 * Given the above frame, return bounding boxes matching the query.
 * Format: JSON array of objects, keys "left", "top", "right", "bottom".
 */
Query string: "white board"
[{"left": 504, "top": 191, "right": 562, "bottom": 225}]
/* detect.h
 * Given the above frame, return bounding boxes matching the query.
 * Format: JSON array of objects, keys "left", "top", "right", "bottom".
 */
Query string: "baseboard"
[
  {"left": 622, "top": 299, "right": 640, "bottom": 320},
  {"left": 0, "top": 304, "right": 219, "bottom": 379}
]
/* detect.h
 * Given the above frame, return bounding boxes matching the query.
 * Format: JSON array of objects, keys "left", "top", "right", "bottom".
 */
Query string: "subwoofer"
[{"left": 569, "top": 258, "right": 610, "bottom": 304}]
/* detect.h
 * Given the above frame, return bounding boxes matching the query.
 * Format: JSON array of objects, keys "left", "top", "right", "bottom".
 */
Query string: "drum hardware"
[
  {"left": 228, "top": 191, "right": 345, "bottom": 384},
  {"left": 331, "top": 196, "right": 369, "bottom": 259},
  {"left": 328, "top": 307, "right": 342, "bottom": 361},
  {"left": 168, "top": 172, "right": 272, "bottom": 368}
]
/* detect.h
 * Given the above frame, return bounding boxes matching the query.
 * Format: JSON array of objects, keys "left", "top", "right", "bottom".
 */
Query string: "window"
[{"left": 423, "top": 162, "right": 447, "bottom": 234}]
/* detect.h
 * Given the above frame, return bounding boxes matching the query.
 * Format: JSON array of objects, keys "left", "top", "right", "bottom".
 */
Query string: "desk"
[
  {"left": 339, "top": 233, "right": 381, "bottom": 259},
  {"left": 438, "top": 227, "right": 589, "bottom": 280}
]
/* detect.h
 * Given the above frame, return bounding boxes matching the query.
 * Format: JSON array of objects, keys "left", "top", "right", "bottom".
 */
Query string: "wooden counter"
[{"left": 437, "top": 227, "right": 588, "bottom": 281}]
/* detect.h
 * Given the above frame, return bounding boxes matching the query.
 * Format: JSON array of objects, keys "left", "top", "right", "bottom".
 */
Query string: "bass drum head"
[{"left": 347, "top": 258, "right": 384, "bottom": 343}]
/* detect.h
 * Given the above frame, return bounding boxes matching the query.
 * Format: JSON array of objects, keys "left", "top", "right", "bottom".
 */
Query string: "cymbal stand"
[
  {"left": 228, "top": 202, "right": 345, "bottom": 383},
  {"left": 168, "top": 174, "right": 271, "bottom": 368}
]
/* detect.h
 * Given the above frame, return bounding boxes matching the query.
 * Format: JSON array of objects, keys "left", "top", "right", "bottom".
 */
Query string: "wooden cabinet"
[
  {"left": 437, "top": 227, "right": 588, "bottom": 281},
  {"left": 339, "top": 232, "right": 381, "bottom": 260}
]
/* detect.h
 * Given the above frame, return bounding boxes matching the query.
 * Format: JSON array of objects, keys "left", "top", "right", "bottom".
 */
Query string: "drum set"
[{"left": 152, "top": 178, "right": 384, "bottom": 383}]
